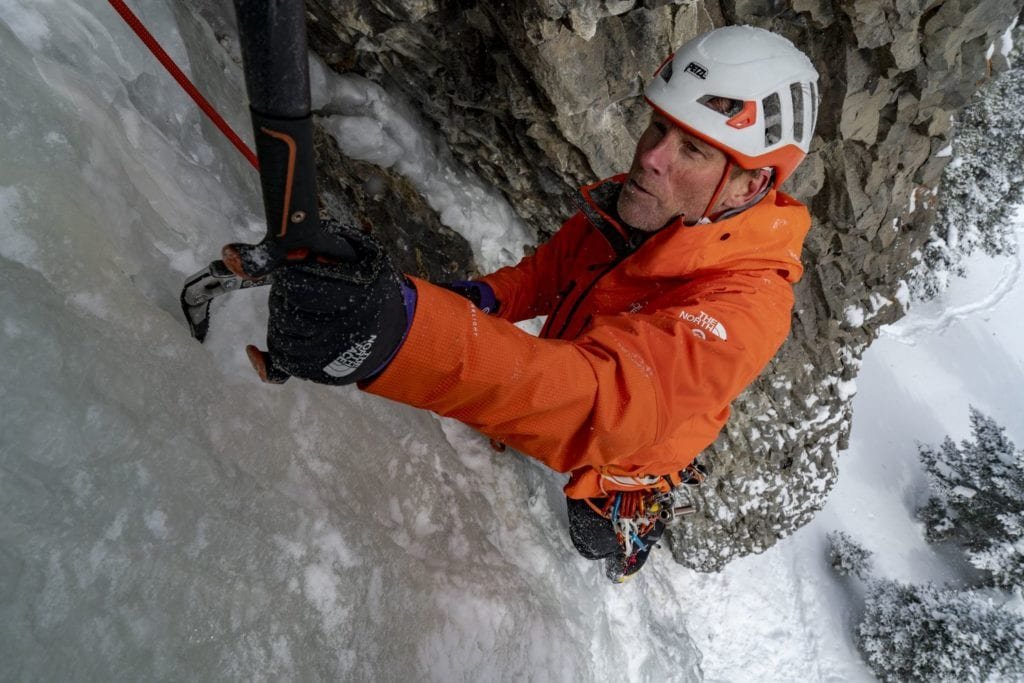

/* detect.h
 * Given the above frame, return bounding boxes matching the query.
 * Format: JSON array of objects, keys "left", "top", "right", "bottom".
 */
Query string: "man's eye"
[{"left": 683, "top": 141, "right": 700, "bottom": 154}]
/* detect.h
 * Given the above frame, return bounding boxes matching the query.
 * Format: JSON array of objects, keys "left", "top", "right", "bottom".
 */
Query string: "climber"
[{"left": 229, "top": 25, "right": 820, "bottom": 582}]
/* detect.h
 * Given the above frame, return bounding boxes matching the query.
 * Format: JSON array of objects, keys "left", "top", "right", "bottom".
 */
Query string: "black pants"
[{"left": 566, "top": 496, "right": 665, "bottom": 559}]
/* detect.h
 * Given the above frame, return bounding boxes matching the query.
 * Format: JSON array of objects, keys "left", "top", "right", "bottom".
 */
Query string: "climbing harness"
[
  {"left": 601, "top": 463, "right": 705, "bottom": 549},
  {"left": 580, "top": 460, "right": 710, "bottom": 582}
]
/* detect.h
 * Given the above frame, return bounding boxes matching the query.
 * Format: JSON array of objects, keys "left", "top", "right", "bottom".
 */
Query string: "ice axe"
[{"left": 180, "top": 0, "right": 354, "bottom": 341}]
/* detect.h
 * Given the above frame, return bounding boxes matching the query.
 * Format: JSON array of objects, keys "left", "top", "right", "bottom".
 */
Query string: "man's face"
[{"left": 617, "top": 112, "right": 734, "bottom": 232}]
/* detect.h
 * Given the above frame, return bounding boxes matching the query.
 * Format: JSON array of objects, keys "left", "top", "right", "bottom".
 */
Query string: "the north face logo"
[
  {"left": 679, "top": 310, "right": 727, "bottom": 340},
  {"left": 323, "top": 335, "right": 378, "bottom": 378}
]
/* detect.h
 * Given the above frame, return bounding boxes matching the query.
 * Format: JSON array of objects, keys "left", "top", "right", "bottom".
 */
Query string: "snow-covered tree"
[
  {"left": 918, "top": 408, "right": 1024, "bottom": 590},
  {"left": 910, "top": 23, "right": 1024, "bottom": 300},
  {"left": 858, "top": 579, "right": 1024, "bottom": 682},
  {"left": 827, "top": 531, "right": 873, "bottom": 580}
]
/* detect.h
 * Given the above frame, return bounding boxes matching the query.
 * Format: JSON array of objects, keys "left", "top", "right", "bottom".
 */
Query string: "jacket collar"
[
  {"left": 574, "top": 176, "right": 811, "bottom": 284},
  {"left": 572, "top": 174, "right": 632, "bottom": 255}
]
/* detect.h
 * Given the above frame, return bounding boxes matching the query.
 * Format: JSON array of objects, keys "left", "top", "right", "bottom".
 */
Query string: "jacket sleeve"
[
  {"left": 362, "top": 271, "right": 794, "bottom": 475},
  {"left": 478, "top": 212, "right": 591, "bottom": 323}
]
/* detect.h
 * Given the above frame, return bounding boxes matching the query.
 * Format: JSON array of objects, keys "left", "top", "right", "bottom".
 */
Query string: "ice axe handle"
[
  {"left": 247, "top": 111, "right": 356, "bottom": 273},
  {"left": 230, "top": 0, "right": 355, "bottom": 276}
]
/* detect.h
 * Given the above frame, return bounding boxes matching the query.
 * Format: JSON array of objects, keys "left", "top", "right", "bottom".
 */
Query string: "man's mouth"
[{"left": 628, "top": 178, "right": 655, "bottom": 198}]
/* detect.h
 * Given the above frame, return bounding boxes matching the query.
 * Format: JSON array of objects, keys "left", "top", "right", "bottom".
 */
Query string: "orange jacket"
[{"left": 364, "top": 176, "right": 810, "bottom": 498}]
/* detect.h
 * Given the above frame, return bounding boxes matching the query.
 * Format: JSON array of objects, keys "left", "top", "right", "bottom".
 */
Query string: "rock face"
[
  {"left": 239, "top": 1, "right": 1024, "bottom": 569},
  {"left": 305, "top": 0, "right": 720, "bottom": 238}
]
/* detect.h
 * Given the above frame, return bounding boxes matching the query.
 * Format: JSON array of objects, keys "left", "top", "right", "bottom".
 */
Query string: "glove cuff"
[
  {"left": 447, "top": 280, "right": 499, "bottom": 315},
  {"left": 364, "top": 279, "right": 417, "bottom": 381}
]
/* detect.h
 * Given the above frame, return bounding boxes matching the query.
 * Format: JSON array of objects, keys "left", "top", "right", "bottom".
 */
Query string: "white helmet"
[{"left": 645, "top": 26, "right": 819, "bottom": 186}]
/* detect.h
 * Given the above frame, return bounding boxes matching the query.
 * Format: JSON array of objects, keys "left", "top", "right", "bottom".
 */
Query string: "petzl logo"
[
  {"left": 679, "top": 310, "right": 727, "bottom": 340},
  {"left": 684, "top": 61, "right": 708, "bottom": 80},
  {"left": 323, "top": 335, "right": 378, "bottom": 378}
]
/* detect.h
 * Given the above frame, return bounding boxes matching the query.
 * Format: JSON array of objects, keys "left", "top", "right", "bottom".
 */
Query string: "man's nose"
[{"left": 638, "top": 134, "right": 675, "bottom": 175}]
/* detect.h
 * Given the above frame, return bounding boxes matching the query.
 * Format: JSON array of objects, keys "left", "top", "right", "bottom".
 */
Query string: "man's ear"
[{"left": 721, "top": 168, "right": 771, "bottom": 209}]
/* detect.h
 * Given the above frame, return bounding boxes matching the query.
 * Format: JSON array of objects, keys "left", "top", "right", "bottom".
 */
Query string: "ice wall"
[{"left": 0, "top": 1, "right": 701, "bottom": 679}]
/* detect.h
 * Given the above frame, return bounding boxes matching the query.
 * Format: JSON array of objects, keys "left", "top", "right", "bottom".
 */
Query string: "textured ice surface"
[
  {"left": 5, "top": 1, "right": 1024, "bottom": 681},
  {"left": 0, "top": 2, "right": 700, "bottom": 679}
]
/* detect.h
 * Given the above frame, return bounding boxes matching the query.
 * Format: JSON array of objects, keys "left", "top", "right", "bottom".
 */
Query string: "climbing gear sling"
[{"left": 567, "top": 460, "right": 710, "bottom": 582}]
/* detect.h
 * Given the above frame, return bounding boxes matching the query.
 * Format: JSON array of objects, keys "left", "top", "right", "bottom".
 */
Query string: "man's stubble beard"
[{"left": 617, "top": 182, "right": 677, "bottom": 233}]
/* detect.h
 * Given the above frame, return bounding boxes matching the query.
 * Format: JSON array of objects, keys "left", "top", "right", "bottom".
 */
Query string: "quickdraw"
[
  {"left": 613, "top": 492, "right": 660, "bottom": 556},
  {"left": 585, "top": 460, "right": 709, "bottom": 557}
]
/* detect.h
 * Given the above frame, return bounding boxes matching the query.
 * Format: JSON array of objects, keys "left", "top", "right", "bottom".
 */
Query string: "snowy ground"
[
  {"left": 675, "top": 214, "right": 1024, "bottom": 682},
  {"left": 2, "top": 1, "right": 1023, "bottom": 680}
]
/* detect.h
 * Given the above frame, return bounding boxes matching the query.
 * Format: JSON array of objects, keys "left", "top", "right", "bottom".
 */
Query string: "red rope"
[{"left": 106, "top": 0, "right": 259, "bottom": 169}]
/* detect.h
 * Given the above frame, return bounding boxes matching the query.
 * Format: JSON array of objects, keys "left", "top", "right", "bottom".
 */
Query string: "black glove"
[{"left": 241, "top": 222, "right": 412, "bottom": 386}]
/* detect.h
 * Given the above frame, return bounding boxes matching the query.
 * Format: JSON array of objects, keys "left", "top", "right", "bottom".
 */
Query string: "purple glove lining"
[
  {"left": 366, "top": 280, "right": 418, "bottom": 380},
  {"left": 451, "top": 280, "right": 498, "bottom": 314}
]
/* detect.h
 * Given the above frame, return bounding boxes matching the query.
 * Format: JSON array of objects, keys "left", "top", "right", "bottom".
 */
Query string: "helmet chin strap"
[{"left": 698, "top": 158, "right": 733, "bottom": 224}]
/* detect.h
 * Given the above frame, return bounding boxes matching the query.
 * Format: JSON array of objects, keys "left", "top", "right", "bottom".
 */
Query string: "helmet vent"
[
  {"left": 809, "top": 82, "right": 819, "bottom": 140},
  {"left": 790, "top": 83, "right": 805, "bottom": 142},
  {"left": 699, "top": 95, "right": 743, "bottom": 117},
  {"left": 762, "top": 93, "right": 782, "bottom": 146},
  {"left": 660, "top": 60, "right": 674, "bottom": 83}
]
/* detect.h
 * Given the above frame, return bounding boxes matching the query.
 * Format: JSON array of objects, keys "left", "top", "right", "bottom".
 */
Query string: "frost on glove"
[{"left": 248, "top": 223, "right": 413, "bottom": 386}]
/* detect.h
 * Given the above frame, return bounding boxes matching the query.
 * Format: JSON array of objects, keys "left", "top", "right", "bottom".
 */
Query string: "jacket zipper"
[
  {"left": 546, "top": 228, "right": 649, "bottom": 339},
  {"left": 550, "top": 258, "right": 622, "bottom": 339},
  {"left": 543, "top": 198, "right": 649, "bottom": 339},
  {"left": 540, "top": 280, "right": 577, "bottom": 338}
]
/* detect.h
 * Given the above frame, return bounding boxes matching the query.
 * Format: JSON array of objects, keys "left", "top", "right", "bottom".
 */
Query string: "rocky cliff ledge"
[{"left": 205, "top": 0, "right": 1024, "bottom": 570}]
